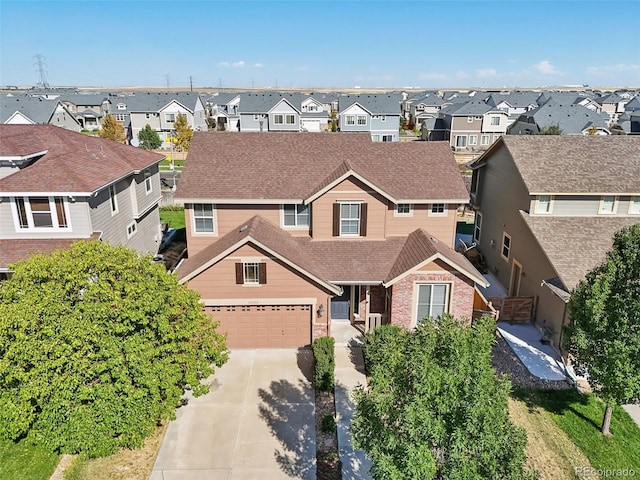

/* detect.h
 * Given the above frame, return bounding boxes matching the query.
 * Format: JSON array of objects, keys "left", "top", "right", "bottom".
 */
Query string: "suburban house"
[
  {"left": 238, "top": 93, "right": 330, "bottom": 133},
  {"left": 205, "top": 92, "right": 241, "bottom": 131},
  {"left": 338, "top": 94, "right": 402, "bottom": 142},
  {"left": 485, "top": 91, "right": 542, "bottom": 124},
  {"left": 0, "top": 124, "right": 165, "bottom": 278},
  {"left": 59, "top": 93, "right": 110, "bottom": 131},
  {"left": 469, "top": 135, "right": 640, "bottom": 349},
  {"left": 174, "top": 132, "right": 488, "bottom": 348},
  {"left": 125, "top": 92, "right": 207, "bottom": 146},
  {"left": 1, "top": 94, "right": 81, "bottom": 131},
  {"left": 507, "top": 99, "right": 611, "bottom": 135},
  {"left": 439, "top": 101, "right": 509, "bottom": 153}
]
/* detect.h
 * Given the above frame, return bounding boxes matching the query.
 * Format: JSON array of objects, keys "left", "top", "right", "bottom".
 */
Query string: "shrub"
[
  {"left": 321, "top": 414, "right": 337, "bottom": 433},
  {"left": 312, "top": 336, "right": 335, "bottom": 392}
]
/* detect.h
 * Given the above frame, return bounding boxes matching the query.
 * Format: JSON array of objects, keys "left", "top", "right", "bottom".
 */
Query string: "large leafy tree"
[
  {"left": 0, "top": 241, "right": 227, "bottom": 457},
  {"left": 98, "top": 114, "right": 127, "bottom": 143},
  {"left": 565, "top": 223, "right": 640, "bottom": 435},
  {"left": 174, "top": 113, "right": 193, "bottom": 151},
  {"left": 138, "top": 124, "right": 162, "bottom": 150},
  {"left": 351, "top": 316, "right": 532, "bottom": 480},
  {"left": 539, "top": 123, "right": 563, "bottom": 135}
]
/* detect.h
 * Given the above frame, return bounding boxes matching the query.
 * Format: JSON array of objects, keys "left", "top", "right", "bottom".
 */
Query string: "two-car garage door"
[{"left": 206, "top": 305, "right": 312, "bottom": 348}]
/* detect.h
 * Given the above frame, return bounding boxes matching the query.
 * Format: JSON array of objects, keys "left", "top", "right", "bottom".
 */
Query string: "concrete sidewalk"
[
  {"left": 333, "top": 322, "right": 372, "bottom": 480},
  {"left": 623, "top": 404, "right": 640, "bottom": 429}
]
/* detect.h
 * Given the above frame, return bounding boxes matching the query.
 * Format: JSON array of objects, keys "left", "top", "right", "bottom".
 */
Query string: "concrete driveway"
[{"left": 150, "top": 349, "right": 316, "bottom": 480}]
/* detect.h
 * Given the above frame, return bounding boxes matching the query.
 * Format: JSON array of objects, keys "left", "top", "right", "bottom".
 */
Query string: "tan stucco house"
[
  {"left": 470, "top": 135, "right": 640, "bottom": 349},
  {"left": 174, "top": 132, "right": 488, "bottom": 348}
]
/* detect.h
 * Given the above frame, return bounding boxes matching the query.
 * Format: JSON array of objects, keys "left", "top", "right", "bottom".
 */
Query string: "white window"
[
  {"left": 165, "top": 113, "right": 176, "bottom": 123},
  {"left": 501, "top": 232, "right": 511, "bottom": 261},
  {"left": 126, "top": 221, "right": 137, "bottom": 238},
  {"left": 382, "top": 135, "right": 393, "bottom": 142},
  {"left": 490, "top": 116, "right": 500, "bottom": 125},
  {"left": 109, "top": 184, "right": 118, "bottom": 215},
  {"left": 340, "top": 203, "right": 360, "bottom": 236},
  {"left": 285, "top": 114, "right": 295, "bottom": 125},
  {"left": 469, "top": 135, "right": 478, "bottom": 146},
  {"left": 274, "top": 114, "right": 284, "bottom": 124},
  {"left": 467, "top": 116, "right": 474, "bottom": 123},
  {"left": 244, "top": 263, "right": 260, "bottom": 285},
  {"left": 115, "top": 114, "right": 126, "bottom": 122},
  {"left": 144, "top": 169, "right": 152, "bottom": 194},
  {"left": 456, "top": 135, "right": 467, "bottom": 148},
  {"left": 193, "top": 203, "right": 215, "bottom": 233},
  {"left": 473, "top": 212, "right": 482, "bottom": 242},
  {"left": 117, "top": 103, "right": 126, "bottom": 110},
  {"left": 372, "top": 134, "right": 381, "bottom": 142},
  {"left": 493, "top": 134, "right": 502, "bottom": 141},
  {"left": 357, "top": 115, "right": 367, "bottom": 125},
  {"left": 599, "top": 196, "right": 617, "bottom": 214},
  {"left": 430, "top": 203, "right": 446, "bottom": 215},
  {"left": 345, "top": 115, "right": 355, "bottom": 126},
  {"left": 629, "top": 196, "right": 640, "bottom": 214},
  {"left": 283, "top": 204, "right": 310, "bottom": 227},
  {"left": 416, "top": 284, "right": 449, "bottom": 323},
  {"left": 535, "top": 195, "right": 553, "bottom": 214},
  {"left": 481, "top": 135, "right": 490, "bottom": 145},
  {"left": 12, "top": 196, "right": 70, "bottom": 231},
  {"left": 395, "top": 203, "right": 412, "bottom": 215}
]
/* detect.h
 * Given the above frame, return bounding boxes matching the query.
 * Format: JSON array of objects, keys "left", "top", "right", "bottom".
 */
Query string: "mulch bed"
[{"left": 315, "top": 389, "right": 342, "bottom": 480}]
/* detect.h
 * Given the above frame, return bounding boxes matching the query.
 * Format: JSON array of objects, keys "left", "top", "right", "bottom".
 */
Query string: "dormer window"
[{"left": 117, "top": 103, "right": 126, "bottom": 110}]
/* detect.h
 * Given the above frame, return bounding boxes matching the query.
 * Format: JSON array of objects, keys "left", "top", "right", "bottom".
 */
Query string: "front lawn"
[
  {"left": 0, "top": 438, "right": 59, "bottom": 480},
  {"left": 515, "top": 389, "right": 640, "bottom": 473}
]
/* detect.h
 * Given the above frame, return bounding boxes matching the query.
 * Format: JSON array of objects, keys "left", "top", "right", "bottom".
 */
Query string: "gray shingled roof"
[
  {"left": 237, "top": 92, "right": 304, "bottom": 113},
  {"left": 338, "top": 94, "right": 402, "bottom": 115},
  {"left": 495, "top": 136, "right": 640, "bottom": 194},
  {"left": 106, "top": 91, "right": 202, "bottom": 113},
  {"left": 520, "top": 212, "right": 639, "bottom": 291},
  {"left": 485, "top": 91, "right": 542, "bottom": 108},
  {"left": 509, "top": 101, "right": 609, "bottom": 134},
  {"left": 0, "top": 95, "right": 60, "bottom": 123},
  {"left": 440, "top": 101, "right": 500, "bottom": 116}
]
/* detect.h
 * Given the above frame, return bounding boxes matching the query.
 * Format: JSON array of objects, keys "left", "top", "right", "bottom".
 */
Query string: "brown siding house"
[{"left": 175, "top": 132, "right": 488, "bottom": 348}]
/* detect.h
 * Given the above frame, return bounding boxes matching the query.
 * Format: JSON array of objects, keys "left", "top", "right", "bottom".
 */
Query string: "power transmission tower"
[
  {"left": 165, "top": 74, "right": 170, "bottom": 88},
  {"left": 33, "top": 54, "right": 50, "bottom": 88}
]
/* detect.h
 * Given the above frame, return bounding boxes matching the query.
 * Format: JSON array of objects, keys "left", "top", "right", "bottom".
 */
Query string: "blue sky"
[{"left": 1, "top": 0, "right": 639, "bottom": 89}]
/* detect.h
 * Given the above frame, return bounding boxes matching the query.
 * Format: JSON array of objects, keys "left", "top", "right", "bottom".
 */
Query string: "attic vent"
[{"left": 239, "top": 225, "right": 248, "bottom": 232}]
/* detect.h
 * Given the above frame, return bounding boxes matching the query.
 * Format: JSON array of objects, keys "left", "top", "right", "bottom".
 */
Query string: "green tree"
[
  {"left": 138, "top": 124, "right": 162, "bottom": 150},
  {"left": 0, "top": 241, "right": 227, "bottom": 457},
  {"left": 351, "top": 316, "right": 532, "bottom": 480},
  {"left": 539, "top": 123, "right": 563, "bottom": 135},
  {"left": 565, "top": 224, "right": 640, "bottom": 435},
  {"left": 174, "top": 113, "right": 193, "bottom": 151},
  {"left": 330, "top": 109, "right": 337, "bottom": 132},
  {"left": 98, "top": 114, "right": 126, "bottom": 143}
]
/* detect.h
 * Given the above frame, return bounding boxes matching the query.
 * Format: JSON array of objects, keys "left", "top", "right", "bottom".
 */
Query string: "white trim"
[
  {"left": 281, "top": 203, "right": 310, "bottom": 229},
  {"left": 126, "top": 221, "right": 137, "bottom": 239},
  {"left": 534, "top": 195, "right": 554, "bottom": 214},
  {"left": 133, "top": 198, "right": 161, "bottom": 220},
  {"left": 338, "top": 201, "right": 361, "bottom": 237},
  {"left": 501, "top": 232, "right": 512, "bottom": 262},
  {"left": 509, "top": 259, "right": 522, "bottom": 296},
  {"left": 305, "top": 169, "right": 397, "bottom": 204},
  {"left": 109, "top": 184, "right": 118, "bottom": 216},
  {"left": 9, "top": 196, "right": 72, "bottom": 232},
  {"left": 0, "top": 149, "right": 49, "bottom": 161},
  {"left": 190, "top": 203, "right": 217, "bottom": 236},
  {"left": 598, "top": 195, "right": 618, "bottom": 214},
  {"left": 629, "top": 196, "right": 640, "bottom": 215},
  {"left": 412, "top": 281, "right": 452, "bottom": 327},
  {"left": 144, "top": 169, "right": 152, "bottom": 195},
  {"left": 473, "top": 212, "right": 482, "bottom": 243},
  {"left": 175, "top": 198, "right": 303, "bottom": 204},
  {"left": 428, "top": 203, "right": 447, "bottom": 216},
  {"left": 394, "top": 203, "right": 413, "bottom": 217}
]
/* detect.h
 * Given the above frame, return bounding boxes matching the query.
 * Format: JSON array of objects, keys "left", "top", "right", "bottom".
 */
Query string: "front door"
[
  {"left": 510, "top": 260, "right": 522, "bottom": 296},
  {"left": 331, "top": 286, "right": 351, "bottom": 320}
]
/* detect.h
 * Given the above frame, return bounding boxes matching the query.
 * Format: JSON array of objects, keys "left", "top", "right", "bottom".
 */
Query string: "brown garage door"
[{"left": 206, "top": 305, "right": 312, "bottom": 348}]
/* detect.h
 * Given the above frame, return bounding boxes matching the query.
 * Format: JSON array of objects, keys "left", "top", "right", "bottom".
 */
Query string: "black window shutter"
[
  {"left": 235, "top": 263, "right": 243, "bottom": 284},
  {"left": 333, "top": 203, "right": 340, "bottom": 237},
  {"left": 360, "top": 203, "right": 368, "bottom": 236},
  {"left": 259, "top": 263, "right": 267, "bottom": 284}
]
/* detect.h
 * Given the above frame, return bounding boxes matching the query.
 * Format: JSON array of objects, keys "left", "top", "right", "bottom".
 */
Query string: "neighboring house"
[
  {"left": 485, "top": 91, "right": 542, "bottom": 125},
  {"left": 595, "top": 93, "right": 628, "bottom": 124},
  {"left": 125, "top": 92, "right": 207, "bottom": 146},
  {"left": 409, "top": 95, "right": 450, "bottom": 129},
  {"left": 439, "top": 101, "right": 509, "bottom": 152},
  {"left": 616, "top": 112, "right": 640, "bottom": 135},
  {"left": 338, "top": 94, "right": 402, "bottom": 142},
  {"left": 238, "top": 93, "right": 330, "bottom": 133},
  {"left": 508, "top": 99, "right": 611, "bottom": 135},
  {"left": 0, "top": 124, "right": 165, "bottom": 277},
  {"left": 59, "top": 94, "right": 110, "bottom": 131},
  {"left": 174, "top": 132, "right": 488, "bottom": 348},
  {"left": 1, "top": 95, "right": 81, "bottom": 131},
  {"left": 205, "top": 92, "right": 241, "bottom": 131},
  {"left": 469, "top": 136, "right": 640, "bottom": 349}
]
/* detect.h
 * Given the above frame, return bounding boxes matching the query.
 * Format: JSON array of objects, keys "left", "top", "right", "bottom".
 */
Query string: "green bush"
[
  {"left": 312, "top": 336, "right": 335, "bottom": 392},
  {"left": 321, "top": 414, "right": 337, "bottom": 433}
]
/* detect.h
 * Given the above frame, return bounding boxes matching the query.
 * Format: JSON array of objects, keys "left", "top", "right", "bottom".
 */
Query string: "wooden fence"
[{"left": 487, "top": 296, "right": 535, "bottom": 323}]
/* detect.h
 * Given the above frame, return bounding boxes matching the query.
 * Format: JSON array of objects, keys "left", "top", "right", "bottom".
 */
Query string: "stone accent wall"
[
  {"left": 313, "top": 322, "right": 329, "bottom": 339},
  {"left": 390, "top": 272, "right": 475, "bottom": 329}
]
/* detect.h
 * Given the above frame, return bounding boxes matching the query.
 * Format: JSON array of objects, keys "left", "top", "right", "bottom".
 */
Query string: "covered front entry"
[
  {"left": 206, "top": 305, "right": 312, "bottom": 348},
  {"left": 331, "top": 286, "right": 351, "bottom": 320}
]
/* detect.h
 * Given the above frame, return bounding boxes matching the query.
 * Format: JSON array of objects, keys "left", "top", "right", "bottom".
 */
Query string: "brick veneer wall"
[{"left": 390, "top": 272, "right": 475, "bottom": 329}]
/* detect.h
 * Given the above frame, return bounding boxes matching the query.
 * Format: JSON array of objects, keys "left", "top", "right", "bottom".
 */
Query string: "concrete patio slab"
[{"left": 151, "top": 348, "right": 316, "bottom": 480}]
